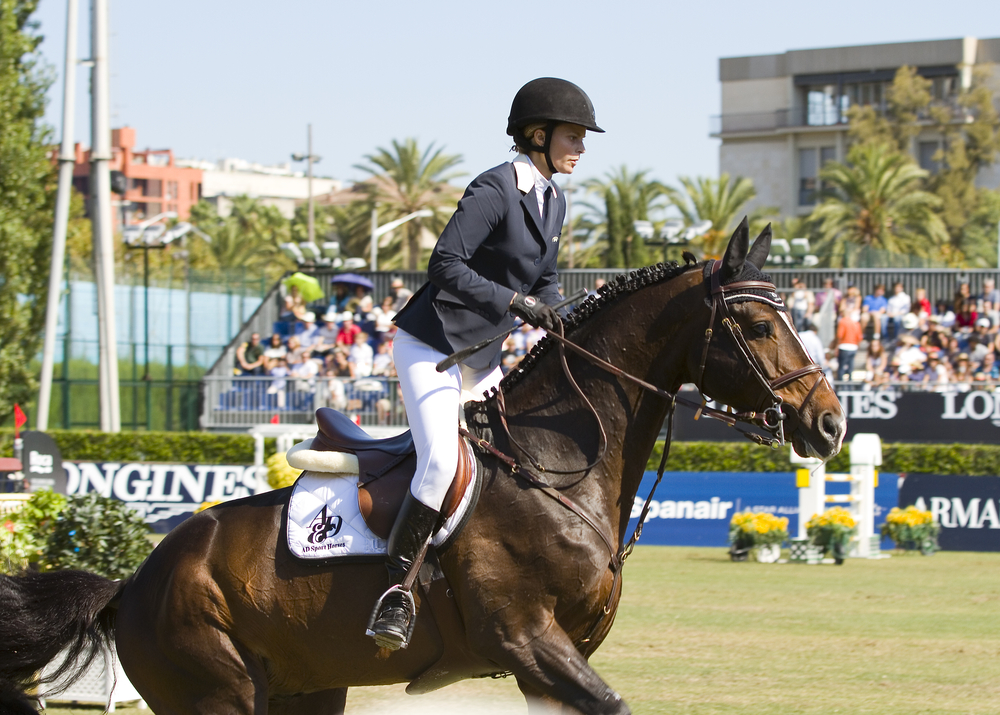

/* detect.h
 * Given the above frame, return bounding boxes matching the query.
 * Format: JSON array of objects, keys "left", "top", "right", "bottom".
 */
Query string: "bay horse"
[{"left": 0, "top": 220, "right": 844, "bottom": 715}]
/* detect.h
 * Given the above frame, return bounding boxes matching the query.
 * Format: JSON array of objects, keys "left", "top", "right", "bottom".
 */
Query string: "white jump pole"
[{"left": 791, "top": 433, "right": 881, "bottom": 557}]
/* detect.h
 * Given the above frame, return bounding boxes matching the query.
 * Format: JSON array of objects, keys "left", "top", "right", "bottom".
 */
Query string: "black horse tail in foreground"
[
  {"left": 0, "top": 220, "right": 845, "bottom": 715},
  {"left": 0, "top": 570, "right": 121, "bottom": 715}
]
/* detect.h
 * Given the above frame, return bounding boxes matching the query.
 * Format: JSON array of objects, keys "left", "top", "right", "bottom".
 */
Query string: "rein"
[{"left": 465, "top": 259, "right": 828, "bottom": 646}]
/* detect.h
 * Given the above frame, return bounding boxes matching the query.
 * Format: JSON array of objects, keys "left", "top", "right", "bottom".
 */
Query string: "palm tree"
[
  {"left": 582, "top": 166, "right": 668, "bottom": 268},
  {"left": 355, "top": 138, "right": 464, "bottom": 270},
  {"left": 810, "top": 143, "right": 947, "bottom": 267},
  {"left": 187, "top": 197, "right": 292, "bottom": 278},
  {"left": 665, "top": 174, "right": 757, "bottom": 259}
]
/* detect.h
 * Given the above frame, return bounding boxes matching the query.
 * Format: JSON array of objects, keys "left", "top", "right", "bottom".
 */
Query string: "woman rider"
[{"left": 368, "top": 78, "right": 603, "bottom": 650}]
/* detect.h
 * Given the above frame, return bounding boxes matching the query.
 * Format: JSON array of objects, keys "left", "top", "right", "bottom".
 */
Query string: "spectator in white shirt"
[
  {"left": 886, "top": 282, "right": 912, "bottom": 340},
  {"left": 349, "top": 332, "right": 374, "bottom": 378}
]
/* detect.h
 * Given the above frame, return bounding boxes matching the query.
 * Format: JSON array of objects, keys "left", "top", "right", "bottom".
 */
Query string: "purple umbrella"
[{"left": 330, "top": 273, "right": 374, "bottom": 290}]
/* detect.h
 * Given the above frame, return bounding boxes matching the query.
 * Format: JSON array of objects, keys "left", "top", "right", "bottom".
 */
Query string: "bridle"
[{"left": 693, "top": 259, "right": 827, "bottom": 448}]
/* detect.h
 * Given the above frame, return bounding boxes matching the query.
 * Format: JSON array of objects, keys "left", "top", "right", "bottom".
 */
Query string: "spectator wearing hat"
[
  {"left": 914, "top": 351, "right": 949, "bottom": 387},
  {"left": 952, "top": 352, "right": 974, "bottom": 386},
  {"left": 311, "top": 310, "right": 341, "bottom": 357},
  {"left": 336, "top": 313, "right": 362, "bottom": 346},
  {"left": 295, "top": 311, "right": 319, "bottom": 348}
]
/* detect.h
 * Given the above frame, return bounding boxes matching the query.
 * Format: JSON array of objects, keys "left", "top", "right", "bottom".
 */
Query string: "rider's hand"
[{"left": 510, "top": 293, "right": 559, "bottom": 331}]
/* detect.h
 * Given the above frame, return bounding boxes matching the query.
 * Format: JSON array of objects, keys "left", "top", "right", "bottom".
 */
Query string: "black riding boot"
[{"left": 367, "top": 492, "right": 439, "bottom": 650}]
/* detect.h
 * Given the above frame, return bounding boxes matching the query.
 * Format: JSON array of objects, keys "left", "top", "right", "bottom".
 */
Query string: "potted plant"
[
  {"left": 880, "top": 505, "right": 940, "bottom": 555},
  {"left": 728, "top": 511, "right": 789, "bottom": 562},
  {"left": 805, "top": 507, "right": 857, "bottom": 564}
]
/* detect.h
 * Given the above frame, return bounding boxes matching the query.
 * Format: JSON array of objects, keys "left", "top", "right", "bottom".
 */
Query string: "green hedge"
[
  {"left": 0, "top": 430, "right": 277, "bottom": 463},
  {"left": 2, "top": 430, "right": 999, "bottom": 476},
  {"left": 645, "top": 441, "right": 1000, "bottom": 476}
]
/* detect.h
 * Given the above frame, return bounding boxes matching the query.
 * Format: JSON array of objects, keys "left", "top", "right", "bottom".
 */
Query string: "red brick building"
[{"left": 72, "top": 126, "right": 203, "bottom": 226}]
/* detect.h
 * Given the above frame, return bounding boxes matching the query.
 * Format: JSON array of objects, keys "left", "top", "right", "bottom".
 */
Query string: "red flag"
[
  {"left": 270, "top": 414, "right": 280, "bottom": 425},
  {"left": 13, "top": 404, "right": 26, "bottom": 438}
]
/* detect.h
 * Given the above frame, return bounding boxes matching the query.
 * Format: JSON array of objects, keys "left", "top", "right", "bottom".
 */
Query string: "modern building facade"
[
  {"left": 72, "top": 126, "right": 204, "bottom": 226},
  {"left": 713, "top": 37, "right": 1000, "bottom": 217},
  {"left": 178, "top": 157, "right": 341, "bottom": 220}
]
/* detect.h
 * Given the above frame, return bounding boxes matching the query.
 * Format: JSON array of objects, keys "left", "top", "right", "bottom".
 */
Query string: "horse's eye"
[{"left": 752, "top": 322, "right": 772, "bottom": 338}]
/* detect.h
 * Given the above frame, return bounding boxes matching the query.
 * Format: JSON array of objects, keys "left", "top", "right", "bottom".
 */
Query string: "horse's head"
[{"left": 694, "top": 218, "right": 845, "bottom": 461}]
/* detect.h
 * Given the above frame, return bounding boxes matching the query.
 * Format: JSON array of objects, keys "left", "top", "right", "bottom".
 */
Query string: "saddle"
[{"left": 310, "top": 408, "right": 475, "bottom": 538}]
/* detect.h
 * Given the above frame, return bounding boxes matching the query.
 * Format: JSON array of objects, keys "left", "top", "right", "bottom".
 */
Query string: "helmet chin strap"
[{"left": 524, "top": 121, "right": 558, "bottom": 175}]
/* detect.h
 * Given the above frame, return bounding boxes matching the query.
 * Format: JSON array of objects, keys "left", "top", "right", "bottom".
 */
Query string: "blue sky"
[{"left": 29, "top": 0, "right": 1000, "bottom": 190}]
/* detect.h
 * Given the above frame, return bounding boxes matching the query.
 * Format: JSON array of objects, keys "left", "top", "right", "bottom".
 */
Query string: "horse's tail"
[{"left": 0, "top": 570, "right": 123, "bottom": 715}]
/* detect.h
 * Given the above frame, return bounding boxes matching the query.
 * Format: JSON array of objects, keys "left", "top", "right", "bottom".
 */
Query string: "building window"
[
  {"left": 799, "top": 146, "right": 837, "bottom": 206},
  {"left": 806, "top": 85, "right": 843, "bottom": 126},
  {"left": 919, "top": 141, "right": 941, "bottom": 174}
]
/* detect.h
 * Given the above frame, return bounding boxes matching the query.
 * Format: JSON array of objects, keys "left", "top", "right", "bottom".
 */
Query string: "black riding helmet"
[{"left": 507, "top": 78, "right": 604, "bottom": 173}]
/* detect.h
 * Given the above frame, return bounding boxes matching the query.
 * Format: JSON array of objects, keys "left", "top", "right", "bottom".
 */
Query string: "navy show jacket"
[{"left": 394, "top": 160, "right": 566, "bottom": 370}]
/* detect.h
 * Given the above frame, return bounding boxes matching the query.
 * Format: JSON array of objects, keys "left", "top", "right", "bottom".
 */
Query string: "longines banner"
[
  {"left": 65, "top": 461, "right": 260, "bottom": 533},
  {"left": 673, "top": 389, "right": 1000, "bottom": 443},
  {"left": 899, "top": 473, "right": 1000, "bottom": 552}
]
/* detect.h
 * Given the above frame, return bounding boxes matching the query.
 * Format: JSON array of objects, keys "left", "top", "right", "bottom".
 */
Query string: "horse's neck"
[{"left": 497, "top": 272, "right": 705, "bottom": 545}]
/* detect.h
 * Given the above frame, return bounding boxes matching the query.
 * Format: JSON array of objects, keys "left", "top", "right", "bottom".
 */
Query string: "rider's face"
[{"left": 548, "top": 123, "right": 587, "bottom": 175}]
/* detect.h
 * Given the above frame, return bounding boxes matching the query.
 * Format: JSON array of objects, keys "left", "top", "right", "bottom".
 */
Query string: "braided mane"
[{"left": 494, "top": 261, "right": 697, "bottom": 396}]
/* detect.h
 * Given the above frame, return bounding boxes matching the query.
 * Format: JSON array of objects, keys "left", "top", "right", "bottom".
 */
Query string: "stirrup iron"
[{"left": 366, "top": 584, "right": 417, "bottom": 650}]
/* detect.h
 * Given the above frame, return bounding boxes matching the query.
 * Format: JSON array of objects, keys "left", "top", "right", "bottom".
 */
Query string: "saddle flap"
[{"left": 358, "top": 437, "right": 476, "bottom": 540}]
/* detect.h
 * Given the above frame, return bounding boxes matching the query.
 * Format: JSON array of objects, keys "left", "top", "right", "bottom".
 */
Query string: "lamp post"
[
  {"left": 292, "top": 124, "right": 321, "bottom": 245},
  {"left": 369, "top": 209, "right": 433, "bottom": 272}
]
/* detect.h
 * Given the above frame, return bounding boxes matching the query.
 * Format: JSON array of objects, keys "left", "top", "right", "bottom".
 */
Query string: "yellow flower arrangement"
[
  {"left": 805, "top": 506, "right": 856, "bottom": 531},
  {"left": 266, "top": 451, "right": 302, "bottom": 489},
  {"left": 729, "top": 510, "right": 789, "bottom": 548},
  {"left": 880, "top": 506, "right": 939, "bottom": 554},
  {"left": 806, "top": 507, "right": 858, "bottom": 563}
]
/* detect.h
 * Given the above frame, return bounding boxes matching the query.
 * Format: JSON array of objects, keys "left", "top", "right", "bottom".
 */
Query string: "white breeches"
[{"left": 391, "top": 329, "right": 503, "bottom": 511}]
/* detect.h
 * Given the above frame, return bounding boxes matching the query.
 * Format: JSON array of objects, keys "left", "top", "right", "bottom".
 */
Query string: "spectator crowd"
[{"left": 787, "top": 277, "right": 1000, "bottom": 389}]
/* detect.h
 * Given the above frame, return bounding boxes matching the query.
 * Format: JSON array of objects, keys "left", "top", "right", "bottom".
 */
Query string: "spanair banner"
[
  {"left": 898, "top": 474, "right": 1000, "bottom": 552},
  {"left": 625, "top": 471, "right": 899, "bottom": 548},
  {"left": 64, "top": 461, "right": 261, "bottom": 533},
  {"left": 673, "top": 389, "right": 1000, "bottom": 443}
]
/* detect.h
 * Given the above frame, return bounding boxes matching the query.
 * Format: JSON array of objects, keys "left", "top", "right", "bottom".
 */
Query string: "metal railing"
[{"left": 201, "top": 376, "right": 406, "bottom": 430}]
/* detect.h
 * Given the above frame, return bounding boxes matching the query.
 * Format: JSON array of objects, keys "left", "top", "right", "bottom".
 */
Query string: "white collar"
[{"left": 513, "top": 154, "right": 557, "bottom": 198}]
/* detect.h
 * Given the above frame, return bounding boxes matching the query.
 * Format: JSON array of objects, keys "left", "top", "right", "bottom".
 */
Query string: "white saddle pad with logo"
[{"left": 285, "top": 439, "right": 478, "bottom": 561}]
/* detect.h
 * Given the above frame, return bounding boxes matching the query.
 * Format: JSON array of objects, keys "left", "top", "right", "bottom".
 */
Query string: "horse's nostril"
[{"left": 821, "top": 412, "right": 840, "bottom": 439}]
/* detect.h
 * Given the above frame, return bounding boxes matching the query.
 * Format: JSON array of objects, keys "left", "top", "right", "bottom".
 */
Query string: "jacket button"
[
  {"left": 521, "top": 283, "right": 530, "bottom": 292},
  {"left": 533, "top": 257, "right": 541, "bottom": 266}
]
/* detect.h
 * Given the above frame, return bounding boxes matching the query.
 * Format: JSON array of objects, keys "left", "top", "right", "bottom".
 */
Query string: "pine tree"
[{"left": 0, "top": 0, "right": 55, "bottom": 417}]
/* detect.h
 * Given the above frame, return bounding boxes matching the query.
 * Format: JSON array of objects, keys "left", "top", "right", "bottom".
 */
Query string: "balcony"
[{"left": 710, "top": 99, "right": 981, "bottom": 137}]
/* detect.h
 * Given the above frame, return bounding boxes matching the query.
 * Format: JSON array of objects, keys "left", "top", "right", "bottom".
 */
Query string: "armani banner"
[{"left": 898, "top": 473, "right": 1000, "bottom": 552}]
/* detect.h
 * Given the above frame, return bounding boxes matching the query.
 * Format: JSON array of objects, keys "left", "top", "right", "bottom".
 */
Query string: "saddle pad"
[{"left": 287, "top": 468, "right": 478, "bottom": 561}]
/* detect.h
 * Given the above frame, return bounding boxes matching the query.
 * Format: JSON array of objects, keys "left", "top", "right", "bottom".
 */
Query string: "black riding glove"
[{"left": 510, "top": 293, "right": 560, "bottom": 331}]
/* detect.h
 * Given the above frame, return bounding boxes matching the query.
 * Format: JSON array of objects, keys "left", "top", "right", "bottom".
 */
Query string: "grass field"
[{"left": 43, "top": 546, "right": 1000, "bottom": 714}]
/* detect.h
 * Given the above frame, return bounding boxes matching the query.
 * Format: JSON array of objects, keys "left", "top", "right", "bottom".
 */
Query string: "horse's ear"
[
  {"left": 720, "top": 216, "right": 749, "bottom": 283},
  {"left": 747, "top": 223, "right": 772, "bottom": 271}
]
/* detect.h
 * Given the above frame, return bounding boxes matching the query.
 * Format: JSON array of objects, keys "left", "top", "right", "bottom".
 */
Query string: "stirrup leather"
[{"left": 366, "top": 584, "right": 417, "bottom": 650}]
